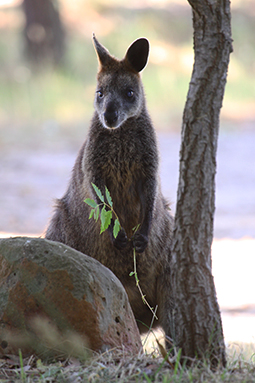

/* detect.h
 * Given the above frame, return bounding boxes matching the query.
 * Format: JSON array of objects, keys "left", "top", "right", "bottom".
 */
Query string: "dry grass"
[{"left": 1, "top": 340, "right": 255, "bottom": 382}]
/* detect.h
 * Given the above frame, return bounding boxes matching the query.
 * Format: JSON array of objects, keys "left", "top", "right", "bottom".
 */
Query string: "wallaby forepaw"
[
  {"left": 133, "top": 232, "right": 148, "bottom": 253},
  {"left": 113, "top": 228, "right": 128, "bottom": 250}
]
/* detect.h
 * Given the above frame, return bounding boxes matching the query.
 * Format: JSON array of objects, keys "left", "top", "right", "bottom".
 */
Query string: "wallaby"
[{"left": 46, "top": 35, "right": 174, "bottom": 343}]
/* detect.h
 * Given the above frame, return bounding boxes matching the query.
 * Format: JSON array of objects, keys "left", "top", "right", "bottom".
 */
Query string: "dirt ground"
[{"left": 0, "top": 127, "right": 255, "bottom": 344}]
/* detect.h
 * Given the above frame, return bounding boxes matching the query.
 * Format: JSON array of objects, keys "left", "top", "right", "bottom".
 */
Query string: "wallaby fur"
[{"left": 46, "top": 35, "right": 173, "bottom": 342}]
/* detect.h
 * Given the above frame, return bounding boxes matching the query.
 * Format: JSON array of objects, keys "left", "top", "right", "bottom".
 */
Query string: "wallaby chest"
[
  {"left": 88, "top": 121, "right": 150, "bottom": 177},
  {"left": 85, "top": 125, "right": 148, "bottom": 233}
]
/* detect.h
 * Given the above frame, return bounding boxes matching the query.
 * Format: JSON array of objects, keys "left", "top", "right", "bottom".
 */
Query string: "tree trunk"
[
  {"left": 169, "top": 0, "right": 232, "bottom": 368},
  {"left": 22, "top": 0, "right": 65, "bottom": 66}
]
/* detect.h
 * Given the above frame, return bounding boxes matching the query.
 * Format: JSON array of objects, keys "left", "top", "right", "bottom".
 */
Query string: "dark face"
[{"left": 94, "top": 71, "right": 144, "bottom": 129}]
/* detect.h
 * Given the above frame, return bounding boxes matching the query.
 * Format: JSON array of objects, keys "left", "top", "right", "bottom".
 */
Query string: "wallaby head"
[{"left": 93, "top": 34, "right": 149, "bottom": 129}]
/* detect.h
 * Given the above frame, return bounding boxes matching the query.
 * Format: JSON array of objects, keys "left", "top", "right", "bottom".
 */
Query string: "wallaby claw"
[
  {"left": 113, "top": 228, "right": 128, "bottom": 250},
  {"left": 133, "top": 232, "right": 148, "bottom": 254}
]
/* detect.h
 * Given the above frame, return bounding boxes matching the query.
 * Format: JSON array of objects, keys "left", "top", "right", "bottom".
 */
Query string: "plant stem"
[{"left": 132, "top": 248, "right": 158, "bottom": 321}]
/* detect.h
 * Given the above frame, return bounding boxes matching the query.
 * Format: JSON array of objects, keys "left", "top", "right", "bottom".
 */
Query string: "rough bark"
[
  {"left": 169, "top": 0, "right": 232, "bottom": 368},
  {"left": 22, "top": 0, "right": 65, "bottom": 65}
]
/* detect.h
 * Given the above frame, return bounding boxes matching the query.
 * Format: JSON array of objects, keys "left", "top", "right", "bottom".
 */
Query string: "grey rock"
[{"left": 0, "top": 237, "right": 142, "bottom": 359}]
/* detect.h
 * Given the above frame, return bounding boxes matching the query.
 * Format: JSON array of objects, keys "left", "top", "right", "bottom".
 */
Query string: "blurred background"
[
  {"left": 0, "top": 0, "right": 254, "bottom": 238},
  {"left": 0, "top": 0, "right": 255, "bottom": 343}
]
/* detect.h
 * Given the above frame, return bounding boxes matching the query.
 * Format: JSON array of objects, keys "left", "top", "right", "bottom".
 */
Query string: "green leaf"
[
  {"left": 105, "top": 210, "right": 112, "bottom": 229},
  {"left": 92, "top": 183, "right": 104, "bottom": 203},
  {"left": 105, "top": 186, "right": 113, "bottom": 207},
  {"left": 94, "top": 206, "right": 100, "bottom": 222},
  {"left": 85, "top": 198, "right": 97, "bottom": 208},
  {"left": 89, "top": 209, "right": 95, "bottom": 219},
  {"left": 113, "top": 218, "right": 121, "bottom": 239},
  {"left": 129, "top": 271, "right": 135, "bottom": 276},
  {"left": 100, "top": 207, "right": 112, "bottom": 234},
  {"left": 100, "top": 206, "right": 106, "bottom": 233}
]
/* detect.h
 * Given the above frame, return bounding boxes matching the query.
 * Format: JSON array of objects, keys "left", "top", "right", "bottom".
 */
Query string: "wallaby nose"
[{"left": 104, "top": 109, "right": 118, "bottom": 127}]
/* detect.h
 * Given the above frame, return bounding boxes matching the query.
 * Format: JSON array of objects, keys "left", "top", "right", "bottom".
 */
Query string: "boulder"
[{"left": 0, "top": 237, "right": 142, "bottom": 359}]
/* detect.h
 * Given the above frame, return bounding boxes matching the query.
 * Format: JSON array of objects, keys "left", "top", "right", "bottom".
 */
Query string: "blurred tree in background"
[{"left": 22, "top": 0, "right": 65, "bottom": 65}]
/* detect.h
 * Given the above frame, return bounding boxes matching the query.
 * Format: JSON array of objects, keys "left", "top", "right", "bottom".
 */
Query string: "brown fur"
[{"left": 46, "top": 36, "right": 173, "bottom": 342}]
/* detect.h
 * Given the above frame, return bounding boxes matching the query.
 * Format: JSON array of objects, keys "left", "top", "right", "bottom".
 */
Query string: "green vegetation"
[{"left": 85, "top": 183, "right": 121, "bottom": 236}]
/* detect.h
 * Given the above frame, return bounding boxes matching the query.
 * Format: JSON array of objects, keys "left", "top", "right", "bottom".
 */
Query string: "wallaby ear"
[
  {"left": 125, "top": 38, "right": 149, "bottom": 73},
  {"left": 93, "top": 34, "right": 114, "bottom": 68}
]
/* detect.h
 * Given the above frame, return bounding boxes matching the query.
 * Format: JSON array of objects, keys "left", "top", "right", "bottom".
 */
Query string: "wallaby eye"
[
  {"left": 127, "top": 89, "right": 134, "bottom": 98},
  {"left": 96, "top": 90, "right": 104, "bottom": 99}
]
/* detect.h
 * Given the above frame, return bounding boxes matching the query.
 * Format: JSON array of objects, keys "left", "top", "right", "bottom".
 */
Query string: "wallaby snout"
[{"left": 104, "top": 103, "right": 118, "bottom": 128}]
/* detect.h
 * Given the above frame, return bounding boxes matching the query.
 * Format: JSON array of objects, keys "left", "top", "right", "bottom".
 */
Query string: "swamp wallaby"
[{"left": 46, "top": 35, "right": 173, "bottom": 342}]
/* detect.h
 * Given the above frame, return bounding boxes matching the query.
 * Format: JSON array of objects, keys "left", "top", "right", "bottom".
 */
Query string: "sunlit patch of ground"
[
  {"left": 212, "top": 238, "right": 255, "bottom": 345},
  {"left": 0, "top": 232, "right": 38, "bottom": 238},
  {"left": 0, "top": 0, "right": 21, "bottom": 6}
]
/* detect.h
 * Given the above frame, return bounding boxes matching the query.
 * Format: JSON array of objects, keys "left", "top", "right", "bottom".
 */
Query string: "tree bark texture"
[
  {"left": 169, "top": 0, "right": 232, "bottom": 368},
  {"left": 22, "top": 0, "right": 65, "bottom": 65}
]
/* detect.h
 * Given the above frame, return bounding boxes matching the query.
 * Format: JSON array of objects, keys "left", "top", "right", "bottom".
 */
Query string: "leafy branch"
[
  {"left": 85, "top": 183, "right": 120, "bottom": 237},
  {"left": 85, "top": 183, "right": 158, "bottom": 321}
]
